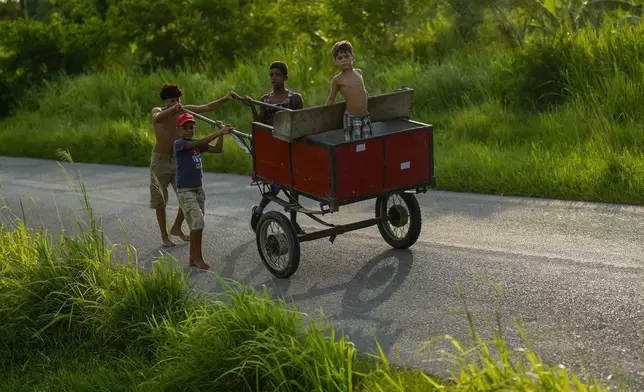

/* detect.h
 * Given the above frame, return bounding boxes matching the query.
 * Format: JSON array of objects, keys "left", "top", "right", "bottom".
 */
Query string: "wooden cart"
[{"left": 184, "top": 88, "right": 435, "bottom": 279}]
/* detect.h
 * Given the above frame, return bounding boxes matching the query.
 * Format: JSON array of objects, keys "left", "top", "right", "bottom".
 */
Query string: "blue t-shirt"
[{"left": 174, "top": 138, "right": 208, "bottom": 189}]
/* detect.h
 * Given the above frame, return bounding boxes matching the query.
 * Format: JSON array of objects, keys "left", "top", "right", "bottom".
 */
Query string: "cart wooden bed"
[{"left": 182, "top": 88, "right": 435, "bottom": 278}]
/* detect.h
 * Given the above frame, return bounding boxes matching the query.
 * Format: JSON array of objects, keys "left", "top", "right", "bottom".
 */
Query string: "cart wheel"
[
  {"left": 255, "top": 211, "right": 301, "bottom": 278},
  {"left": 375, "top": 192, "right": 422, "bottom": 249}
]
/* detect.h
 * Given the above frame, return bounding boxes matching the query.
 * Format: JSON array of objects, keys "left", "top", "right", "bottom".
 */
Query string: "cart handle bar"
[
  {"left": 233, "top": 96, "right": 293, "bottom": 112},
  {"left": 180, "top": 107, "right": 251, "bottom": 140}
]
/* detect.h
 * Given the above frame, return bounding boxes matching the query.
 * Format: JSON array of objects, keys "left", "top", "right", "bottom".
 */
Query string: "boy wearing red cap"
[
  {"left": 150, "top": 83, "right": 236, "bottom": 249},
  {"left": 174, "top": 112, "right": 232, "bottom": 269}
]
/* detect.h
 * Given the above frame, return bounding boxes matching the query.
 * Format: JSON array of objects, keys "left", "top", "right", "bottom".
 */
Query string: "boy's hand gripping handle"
[{"left": 179, "top": 106, "right": 252, "bottom": 154}]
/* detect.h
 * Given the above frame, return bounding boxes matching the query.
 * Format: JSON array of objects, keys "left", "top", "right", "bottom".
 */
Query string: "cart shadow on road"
[
  {"left": 213, "top": 242, "right": 415, "bottom": 357},
  {"left": 284, "top": 248, "right": 414, "bottom": 312},
  {"left": 296, "top": 248, "right": 414, "bottom": 357},
  {"left": 217, "top": 238, "right": 267, "bottom": 284}
]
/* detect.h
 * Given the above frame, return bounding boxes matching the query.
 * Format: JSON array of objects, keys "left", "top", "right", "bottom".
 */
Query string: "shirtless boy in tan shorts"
[
  {"left": 150, "top": 83, "right": 236, "bottom": 248},
  {"left": 325, "top": 40, "right": 373, "bottom": 141}
]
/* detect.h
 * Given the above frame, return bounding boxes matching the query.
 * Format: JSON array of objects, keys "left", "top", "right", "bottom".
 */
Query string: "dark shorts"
[{"left": 343, "top": 111, "right": 373, "bottom": 141}]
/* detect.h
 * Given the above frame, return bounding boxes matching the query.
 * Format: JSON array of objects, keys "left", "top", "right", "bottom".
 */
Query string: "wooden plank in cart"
[{"left": 272, "top": 88, "right": 414, "bottom": 142}]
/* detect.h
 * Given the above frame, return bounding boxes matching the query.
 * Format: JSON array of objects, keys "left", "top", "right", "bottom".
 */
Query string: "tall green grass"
[
  {"left": 2, "top": 23, "right": 644, "bottom": 204},
  {"left": 0, "top": 157, "right": 617, "bottom": 391}
]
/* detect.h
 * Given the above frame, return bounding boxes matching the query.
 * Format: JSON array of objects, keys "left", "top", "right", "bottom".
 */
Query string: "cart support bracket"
[{"left": 263, "top": 194, "right": 333, "bottom": 217}]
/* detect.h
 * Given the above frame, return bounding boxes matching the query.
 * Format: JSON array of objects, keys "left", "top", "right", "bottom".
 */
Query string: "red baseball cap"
[{"left": 177, "top": 113, "right": 196, "bottom": 127}]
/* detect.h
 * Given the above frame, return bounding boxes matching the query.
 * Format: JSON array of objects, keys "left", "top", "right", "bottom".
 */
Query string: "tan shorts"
[
  {"left": 177, "top": 187, "right": 206, "bottom": 231},
  {"left": 149, "top": 151, "right": 177, "bottom": 209}
]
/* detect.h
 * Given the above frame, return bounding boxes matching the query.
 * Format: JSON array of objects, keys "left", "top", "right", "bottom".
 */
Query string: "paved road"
[{"left": 1, "top": 156, "right": 643, "bottom": 389}]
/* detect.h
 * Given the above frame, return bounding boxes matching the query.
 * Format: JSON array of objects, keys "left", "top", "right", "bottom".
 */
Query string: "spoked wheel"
[
  {"left": 255, "top": 211, "right": 301, "bottom": 278},
  {"left": 375, "top": 192, "right": 422, "bottom": 249}
]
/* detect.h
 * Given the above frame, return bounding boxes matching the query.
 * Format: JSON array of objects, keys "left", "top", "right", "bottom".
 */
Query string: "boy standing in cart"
[
  {"left": 325, "top": 40, "right": 373, "bottom": 141},
  {"left": 150, "top": 83, "right": 236, "bottom": 249},
  {"left": 242, "top": 61, "right": 304, "bottom": 125},
  {"left": 240, "top": 61, "right": 306, "bottom": 235},
  {"left": 174, "top": 112, "right": 232, "bottom": 270}
]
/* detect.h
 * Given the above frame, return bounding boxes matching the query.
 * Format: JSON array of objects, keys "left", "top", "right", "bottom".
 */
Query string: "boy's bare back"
[{"left": 330, "top": 68, "right": 368, "bottom": 115}]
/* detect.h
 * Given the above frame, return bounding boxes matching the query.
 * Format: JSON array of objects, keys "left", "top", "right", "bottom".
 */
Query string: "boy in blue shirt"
[{"left": 174, "top": 112, "right": 232, "bottom": 269}]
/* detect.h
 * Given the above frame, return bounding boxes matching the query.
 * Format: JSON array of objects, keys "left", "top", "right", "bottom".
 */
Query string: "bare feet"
[
  {"left": 161, "top": 238, "right": 176, "bottom": 248},
  {"left": 170, "top": 228, "right": 190, "bottom": 242},
  {"left": 189, "top": 259, "right": 211, "bottom": 270}
]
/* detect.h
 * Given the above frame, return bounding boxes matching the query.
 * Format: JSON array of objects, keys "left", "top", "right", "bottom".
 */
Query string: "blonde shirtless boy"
[
  {"left": 325, "top": 40, "right": 372, "bottom": 141},
  {"left": 150, "top": 83, "right": 235, "bottom": 248}
]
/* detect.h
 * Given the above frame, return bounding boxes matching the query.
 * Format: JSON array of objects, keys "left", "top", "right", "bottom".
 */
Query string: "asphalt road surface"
[{"left": 1, "top": 156, "right": 643, "bottom": 389}]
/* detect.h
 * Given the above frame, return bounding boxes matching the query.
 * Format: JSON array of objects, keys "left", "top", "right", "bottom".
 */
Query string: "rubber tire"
[
  {"left": 255, "top": 211, "right": 301, "bottom": 279},
  {"left": 375, "top": 192, "right": 422, "bottom": 249}
]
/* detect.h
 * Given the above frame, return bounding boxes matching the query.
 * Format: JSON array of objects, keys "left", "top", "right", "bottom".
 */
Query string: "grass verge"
[{"left": 0, "top": 156, "right": 617, "bottom": 391}]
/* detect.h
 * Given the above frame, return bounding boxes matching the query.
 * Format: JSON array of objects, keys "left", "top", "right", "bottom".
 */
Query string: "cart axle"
[{"left": 298, "top": 215, "right": 390, "bottom": 243}]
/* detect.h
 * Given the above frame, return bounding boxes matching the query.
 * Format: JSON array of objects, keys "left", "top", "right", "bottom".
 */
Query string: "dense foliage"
[
  {"left": 1, "top": 0, "right": 642, "bottom": 116},
  {"left": 2, "top": 0, "right": 644, "bottom": 204}
]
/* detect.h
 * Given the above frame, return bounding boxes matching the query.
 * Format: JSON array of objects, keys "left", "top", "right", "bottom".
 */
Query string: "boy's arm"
[
  {"left": 183, "top": 91, "right": 235, "bottom": 114},
  {"left": 325, "top": 77, "right": 339, "bottom": 105},
  {"left": 206, "top": 133, "right": 224, "bottom": 153},
  {"left": 257, "top": 105, "right": 266, "bottom": 123},
  {"left": 176, "top": 126, "right": 232, "bottom": 151},
  {"left": 293, "top": 93, "right": 304, "bottom": 110},
  {"left": 244, "top": 95, "right": 264, "bottom": 123},
  {"left": 255, "top": 95, "right": 268, "bottom": 123},
  {"left": 152, "top": 104, "right": 181, "bottom": 123},
  {"left": 252, "top": 106, "right": 263, "bottom": 123}
]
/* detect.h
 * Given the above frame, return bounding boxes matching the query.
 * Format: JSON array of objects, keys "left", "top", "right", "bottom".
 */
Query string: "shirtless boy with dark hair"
[
  {"left": 150, "top": 83, "right": 235, "bottom": 248},
  {"left": 325, "top": 40, "right": 373, "bottom": 141}
]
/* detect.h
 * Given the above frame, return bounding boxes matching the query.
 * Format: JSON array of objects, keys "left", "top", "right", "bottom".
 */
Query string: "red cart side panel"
[
  {"left": 291, "top": 142, "right": 331, "bottom": 197},
  {"left": 334, "top": 139, "right": 384, "bottom": 201},
  {"left": 384, "top": 128, "right": 431, "bottom": 190},
  {"left": 253, "top": 128, "right": 291, "bottom": 186}
]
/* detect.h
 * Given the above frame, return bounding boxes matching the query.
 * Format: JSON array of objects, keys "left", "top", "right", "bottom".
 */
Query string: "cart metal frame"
[{"left": 181, "top": 89, "right": 434, "bottom": 278}]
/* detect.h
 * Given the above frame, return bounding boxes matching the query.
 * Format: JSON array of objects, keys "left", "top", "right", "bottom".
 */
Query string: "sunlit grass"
[{"left": 0, "top": 156, "right": 617, "bottom": 391}]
